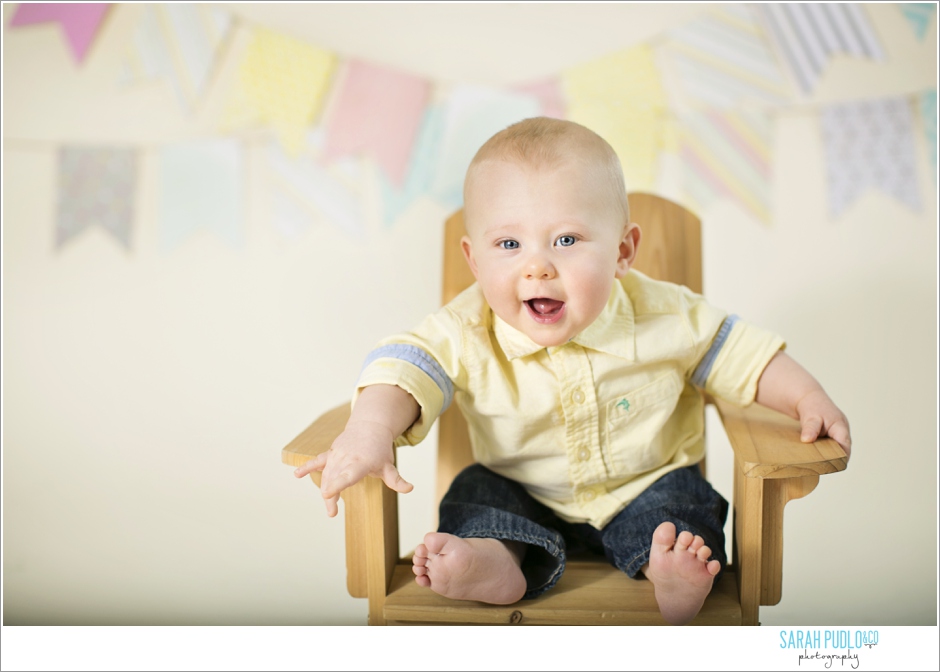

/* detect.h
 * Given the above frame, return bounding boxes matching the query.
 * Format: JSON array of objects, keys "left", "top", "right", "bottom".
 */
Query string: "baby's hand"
[
  {"left": 795, "top": 389, "right": 852, "bottom": 459},
  {"left": 293, "top": 420, "right": 414, "bottom": 517}
]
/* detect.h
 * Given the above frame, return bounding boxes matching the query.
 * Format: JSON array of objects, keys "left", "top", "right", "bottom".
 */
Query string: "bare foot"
[
  {"left": 641, "top": 521, "right": 721, "bottom": 625},
  {"left": 411, "top": 532, "right": 527, "bottom": 605}
]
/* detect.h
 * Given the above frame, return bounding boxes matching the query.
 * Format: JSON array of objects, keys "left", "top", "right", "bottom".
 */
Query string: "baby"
[{"left": 294, "top": 117, "right": 851, "bottom": 625}]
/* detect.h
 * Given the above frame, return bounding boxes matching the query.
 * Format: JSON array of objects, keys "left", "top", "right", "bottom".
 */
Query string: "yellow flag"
[
  {"left": 223, "top": 28, "right": 336, "bottom": 156},
  {"left": 563, "top": 45, "right": 669, "bottom": 191}
]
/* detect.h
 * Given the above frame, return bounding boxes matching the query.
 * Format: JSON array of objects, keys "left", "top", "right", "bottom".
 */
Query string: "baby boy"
[{"left": 294, "top": 117, "right": 851, "bottom": 625}]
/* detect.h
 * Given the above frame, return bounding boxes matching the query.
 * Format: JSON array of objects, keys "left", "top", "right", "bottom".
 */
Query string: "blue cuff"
[
  {"left": 691, "top": 315, "right": 739, "bottom": 388},
  {"left": 361, "top": 344, "right": 454, "bottom": 412}
]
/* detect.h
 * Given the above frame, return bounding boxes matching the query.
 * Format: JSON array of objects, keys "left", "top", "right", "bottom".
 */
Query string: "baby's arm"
[
  {"left": 293, "top": 384, "right": 421, "bottom": 517},
  {"left": 755, "top": 351, "right": 852, "bottom": 458}
]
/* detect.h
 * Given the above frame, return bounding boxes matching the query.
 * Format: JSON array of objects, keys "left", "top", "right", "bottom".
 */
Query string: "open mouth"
[{"left": 525, "top": 298, "right": 565, "bottom": 324}]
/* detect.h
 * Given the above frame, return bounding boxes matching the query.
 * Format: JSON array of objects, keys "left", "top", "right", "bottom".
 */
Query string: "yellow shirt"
[{"left": 355, "top": 270, "right": 785, "bottom": 528}]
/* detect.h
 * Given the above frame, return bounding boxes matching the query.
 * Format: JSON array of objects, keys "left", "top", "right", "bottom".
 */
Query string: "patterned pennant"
[
  {"left": 159, "top": 140, "right": 243, "bottom": 251},
  {"left": 267, "top": 140, "right": 364, "bottom": 239},
  {"left": 899, "top": 3, "right": 936, "bottom": 40},
  {"left": 222, "top": 28, "right": 336, "bottom": 156},
  {"left": 659, "top": 5, "right": 793, "bottom": 109},
  {"left": 10, "top": 3, "right": 110, "bottom": 64},
  {"left": 821, "top": 97, "right": 921, "bottom": 217},
  {"left": 563, "top": 45, "right": 669, "bottom": 191},
  {"left": 118, "top": 5, "right": 233, "bottom": 112},
  {"left": 678, "top": 108, "right": 773, "bottom": 224},
  {"left": 322, "top": 60, "right": 431, "bottom": 188},
  {"left": 379, "top": 103, "right": 447, "bottom": 227},
  {"left": 752, "top": 3, "right": 884, "bottom": 95},
  {"left": 56, "top": 146, "right": 137, "bottom": 250},
  {"left": 428, "top": 85, "right": 542, "bottom": 208}
]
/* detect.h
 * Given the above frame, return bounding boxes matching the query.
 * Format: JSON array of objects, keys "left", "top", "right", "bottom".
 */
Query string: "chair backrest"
[{"left": 436, "top": 192, "right": 703, "bottom": 504}]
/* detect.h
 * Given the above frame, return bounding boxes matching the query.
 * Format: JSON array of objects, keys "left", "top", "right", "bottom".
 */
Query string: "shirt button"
[
  {"left": 582, "top": 490, "right": 596, "bottom": 502},
  {"left": 571, "top": 388, "right": 585, "bottom": 404},
  {"left": 577, "top": 447, "right": 591, "bottom": 462}
]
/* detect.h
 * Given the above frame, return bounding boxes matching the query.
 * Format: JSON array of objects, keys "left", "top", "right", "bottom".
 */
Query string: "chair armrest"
[
  {"left": 712, "top": 398, "right": 847, "bottom": 620},
  {"left": 280, "top": 401, "right": 398, "bottom": 616},
  {"left": 712, "top": 398, "right": 847, "bottom": 478},
  {"left": 281, "top": 402, "right": 352, "bottom": 486}
]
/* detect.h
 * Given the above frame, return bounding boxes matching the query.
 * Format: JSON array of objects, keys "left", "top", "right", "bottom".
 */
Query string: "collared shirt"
[{"left": 355, "top": 270, "right": 785, "bottom": 529}]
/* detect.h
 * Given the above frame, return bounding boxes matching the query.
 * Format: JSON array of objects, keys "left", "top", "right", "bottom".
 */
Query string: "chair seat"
[{"left": 382, "top": 559, "right": 742, "bottom": 625}]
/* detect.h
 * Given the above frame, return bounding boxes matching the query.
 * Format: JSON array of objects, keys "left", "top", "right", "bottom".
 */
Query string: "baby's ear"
[
  {"left": 461, "top": 236, "right": 481, "bottom": 280},
  {"left": 615, "top": 223, "right": 641, "bottom": 278}
]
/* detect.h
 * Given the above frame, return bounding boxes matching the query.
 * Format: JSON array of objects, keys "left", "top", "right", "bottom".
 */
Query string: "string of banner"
[{"left": 5, "top": 2, "right": 937, "bottom": 253}]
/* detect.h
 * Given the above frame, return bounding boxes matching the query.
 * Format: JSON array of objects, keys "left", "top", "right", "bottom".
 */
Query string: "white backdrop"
[{"left": 2, "top": 3, "right": 937, "bottom": 661}]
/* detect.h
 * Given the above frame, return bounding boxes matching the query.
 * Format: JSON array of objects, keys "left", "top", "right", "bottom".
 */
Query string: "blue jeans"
[{"left": 438, "top": 464, "right": 729, "bottom": 599}]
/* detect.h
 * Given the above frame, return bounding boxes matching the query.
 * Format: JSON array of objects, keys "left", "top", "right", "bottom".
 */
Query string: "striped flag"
[
  {"left": 752, "top": 3, "right": 884, "bottom": 95},
  {"left": 119, "top": 5, "right": 233, "bottom": 113},
  {"left": 659, "top": 5, "right": 793, "bottom": 109},
  {"left": 678, "top": 108, "right": 773, "bottom": 224}
]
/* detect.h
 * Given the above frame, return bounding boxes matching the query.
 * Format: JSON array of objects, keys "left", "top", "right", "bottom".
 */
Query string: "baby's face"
[{"left": 462, "top": 159, "right": 635, "bottom": 348}]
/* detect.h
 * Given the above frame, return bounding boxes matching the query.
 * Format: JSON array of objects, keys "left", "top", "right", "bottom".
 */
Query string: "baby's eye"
[
  {"left": 556, "top": 235, "right": 577, "bottom": 247},
  {"left": 498, "top": 239, "right": 520, "bottom": 250}
]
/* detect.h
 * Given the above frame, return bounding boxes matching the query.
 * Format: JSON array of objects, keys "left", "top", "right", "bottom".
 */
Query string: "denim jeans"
[{"left": 438, "top": 463, "right": 729, "bottom": 599}]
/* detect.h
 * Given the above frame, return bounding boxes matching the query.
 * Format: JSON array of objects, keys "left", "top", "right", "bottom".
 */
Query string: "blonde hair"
[{"left": 464, "top": 117, "right": 630, "bottom": 222}]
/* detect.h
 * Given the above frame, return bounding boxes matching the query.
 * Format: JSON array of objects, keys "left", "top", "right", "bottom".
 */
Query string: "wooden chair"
[{"left": 282, "top": 193, "right": 847, "bottom": 626}]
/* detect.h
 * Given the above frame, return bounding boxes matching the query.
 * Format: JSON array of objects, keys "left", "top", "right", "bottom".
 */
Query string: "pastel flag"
[
  {"left": 677, "top": 108, "right": 773, "bottom": 224},
  {"left": 222, "top": 28, "right": 336, "bottom": 156},
  {"left": 322, "top": 60, "right": 431, "bottom": 187},
  {"left": 821, "top": 97, "right": 921, "bottom": 217},
  {"left": 10, "top": 3, "right": 110, "bottom": 64},
  {"left": 266, "top": 141, "right": 364, "bottom": 239},
  {"left": 56, "top": 146, "right": 137, "bottom": 250},
  {"left": 429, "top": 85, "right": 542, "bottom": 208},
  {"left": 920, "top": 89, "right": 937, "bottom": 183},
  {"left": 512, "top": 78, "right": 567, "bottom": 119},
  {"left": 899, "top": 4, "right": 936, "bottom": 40},
  {"left": 379, "top": 103, "right": 447, "bottom": 226},
  {"left": 159, "top": 139, "right": 242, "bottom": 251},
  {"left": 563, "top": 45, "right": 669, "bottom": 191},
  {"left": 118, "top": 4, "right": 233, "bottom": 112},
  {"left": 659, "top": 5, "right": 793, "bottom": 109},
  {"left": 752, "top": 3, "right": 884, "bottom": 95}
]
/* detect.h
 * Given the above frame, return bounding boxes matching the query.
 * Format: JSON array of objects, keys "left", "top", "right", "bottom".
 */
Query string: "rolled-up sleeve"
[
  {"left": 679, "top": 286, "right": 785, "bottom": 406},
  {"left": 353, "top": 306, "right": 467, "bottom": 447}
]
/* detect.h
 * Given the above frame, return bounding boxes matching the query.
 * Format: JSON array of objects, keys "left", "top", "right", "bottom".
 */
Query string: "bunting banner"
[
  {"left": 658, "top": 5, "right": 793, "bottom": 109},
  {"left": 428, "top": 84, "right": 542, "bottom": 208},
  {"left": 118, "top": 4, "right": 232, "bottom": 113},
  {"left": 899, "top": 3, "right": 936, "bottom": 41},
  {"left": 563, "top": 45, "right": 670, "bottom": 191},
  {"left": 266, "top": 136, "right": 365, "bottom": 239},
  {"left": 10, "top": 3, "right": 111, "bottom": 64},
  {"left": 752, "top": 3, "right": 884, "bottom": 95},
  {"left": 20, "top": 4, "right": 940, "bottom": 257},
  {"left": 56, "top": 146, "right": 137, "bottom": 250},
  {"left": 821, "top": 96, "right": 921, "bottom": 217},
  {"left": 322, "top": 60, "right": 431, "bottom": 188},
  {"left": 159, "top": 139, "right": 243, "bottom": 250},
  {"left": 677, "top": 108, "right": 773, "bottom": 224},
  {"left": 221, "top": 27, "right": 337, "bottom": 156}
]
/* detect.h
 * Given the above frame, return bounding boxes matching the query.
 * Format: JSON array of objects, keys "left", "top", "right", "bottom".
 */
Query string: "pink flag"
[
  {"left": 323, "top": 60, "right": 430, "bottom": 187},
  {"left": 10, "top": 3, "right": 110, "bottom": 63},
  {"left": 513, "top": 78, "right": 567, "bottom": 119}
]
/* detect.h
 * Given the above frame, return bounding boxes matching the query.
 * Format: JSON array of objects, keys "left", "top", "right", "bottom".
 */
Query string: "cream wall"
[{"left": 2, "top": 2, "right": 937, "bottom": 629}]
